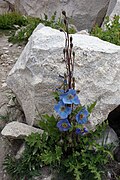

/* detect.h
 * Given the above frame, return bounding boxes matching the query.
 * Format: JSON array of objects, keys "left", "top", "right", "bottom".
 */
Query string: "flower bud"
[
  {"left": 70, "top": 36, "right": 73, "bottom": 42},
  {"left": 73, "top": 51, "right": 75, "bottom": 57},
  {"left": 63, "top": 48, "right": 65, "bottom": 55},
  {"left": 62, "top": 11, "right": 66, "bottom": 16},
  {"left": 60, "top": 29, "right": 64, "bottom": 32},
  {"left": 64, "top": 19, "right": 67, "bottom": 25},
  {"left": 76, "top": 90, "right": 80, "bottom": 94},
  {"left": 70, "top": 43, "right": 73, "bottom": 49}
]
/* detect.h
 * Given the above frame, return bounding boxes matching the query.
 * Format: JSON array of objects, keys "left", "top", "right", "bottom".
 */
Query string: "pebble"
[
  {"left": 5, "top": 50, "right": 9, "bottom": 54},
  {"left": 10, "top": 59, "right": 14, "bottom": 62},
  {"left": 2, "top": 47, "right": 8, "bottom": 50},
  {"left": 1, "top": 54, "right": 9, "bottom": 59},
  {"left": 2, "top": 63, "right": 6, "bottom": 66},
  {"left": 1, "top": 79, "right": 5, "bottom": 83},
  {"left": 6, "top": 63, "right": 10, "bottom": 66},
  {"left": 9, "top": 43, "right": 13, "bottom": 47},
  {"left": 1, "top": 83, "right": 7, "bottom": 88}
]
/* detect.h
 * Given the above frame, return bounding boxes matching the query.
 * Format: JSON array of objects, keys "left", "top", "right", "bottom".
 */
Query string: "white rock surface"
[
  {"left": 5, "top": 0, "right": 110, "bottom": 31},
  {"left": 107, "top": 0, "right": 120, "bottom": 17},
  {"left": 1, "top": 121, "right": 43, "bottom": 138},
  {"left": 7, "top": 25, "right": 120, "bottom": 126},
  {"left": 97, "top": 127, "right": 119, "bottom": 146},
  {"left": 0, "top": 0, "right": 9, "bottom": 14}
]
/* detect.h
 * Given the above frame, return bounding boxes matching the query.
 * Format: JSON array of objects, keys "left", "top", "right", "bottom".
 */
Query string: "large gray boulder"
[
  {"left": 7, "top": 24, "right": 120, "bottom": 126},
  {"left": 5, "top": 0, "right": 110, "bottom": 31}
]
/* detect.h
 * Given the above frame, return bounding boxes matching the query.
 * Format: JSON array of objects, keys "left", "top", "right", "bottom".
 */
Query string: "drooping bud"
[
  {"left": 63, "top": 48, "right": 65, "bottom": 55},
  {"left": 62, "top": 11, "right": 66, "bottom": 16},
  {"left": 64, "top": 19, "right": 67, "bottom": 25},
  {"left": 76, "top": 90, "right": 80, "bottom": 94},
  {"left": 60, "top": 29, "right": 64, "bottom": 32},
  {"left": 70, "top": 43, "right": 73, "bottom": 49},
  {"left": 70, "top": 36, "right": 73, "bottom": 42},
  {"left": 73, "top": 51, "right": 75, "bottom": 57},
  {"left": 72, "top": 77, "right": 75, "bottom": 89},
  {"left": 65, "top": 48, "right": 69, "bottom": 56}
]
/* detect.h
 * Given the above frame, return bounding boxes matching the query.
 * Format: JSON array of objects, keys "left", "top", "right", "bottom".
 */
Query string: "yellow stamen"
[
  {"left": 62, "top": 123, "right": 68, "bottom": 128},
  {"left": 80, "top": 114, "right": 84, "bottom": 119}
]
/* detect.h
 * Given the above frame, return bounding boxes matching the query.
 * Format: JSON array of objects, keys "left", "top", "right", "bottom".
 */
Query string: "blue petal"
[
  {"left": 75, "top": 128, "right": 81, "bottom": 134},
  {"left": 57, "top": 119, "right": 71, "bottom": 131},
  {"left": 73, "top": 95, "right": 80, "bottom": 105}
]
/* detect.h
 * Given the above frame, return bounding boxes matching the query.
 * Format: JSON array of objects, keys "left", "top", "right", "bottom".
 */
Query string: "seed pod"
[
  {"left": 73, "top": 51, "right": 75, "bottom": 57},
  {"left": 63, "top": 48, "right": 65, "bottom": 55},
  {"left": 70, "top": 43, "right": 73, "bottom": 49},
  {"left": 64, "top": 19, "right": 67, "bottom": 25},
  {"left": 76, "top": 90, "right": 80, "bottom": 94},
  {"left": 60, "top": 29, "right": 64, "bottom": 32},
  {"left": 70, "top": 36, "right": 73, "bottom": 42},
  {"left": 62, "top": 11, "right": 66, "bottom": 16}
]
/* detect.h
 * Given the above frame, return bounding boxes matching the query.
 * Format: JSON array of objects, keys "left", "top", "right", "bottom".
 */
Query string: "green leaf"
[{"left": 87, "top": 101, "right": 97, "bottom": 114}]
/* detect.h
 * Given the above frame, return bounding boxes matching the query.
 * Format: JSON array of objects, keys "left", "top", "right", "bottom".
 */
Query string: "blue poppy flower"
[
  {"left": 54, "top": 101, "right": 72, "bottom": 119},
  {"left": 60, "top": 89, "right": 80, "bottom": 105},
  {"left": 75, "top": 127, "right": 88, "bottom": 135},
  {"left": 57, "top": 119, "right": 71, "bottom": 131},
  {"left": 76, "top": 107, "right": 89, "bottom": 124}
]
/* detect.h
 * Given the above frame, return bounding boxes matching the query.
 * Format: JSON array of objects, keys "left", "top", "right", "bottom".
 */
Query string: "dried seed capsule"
[
  {"left": 70, "top": 43, "right": 73, "bottom": 49},
  {"left": 73, "top": 51, "right": 75, "bottom": 57},
  {"left": 60, "top": 29, "right": 64, "bottom": 32},
  {"left": 62, "top": 11, "right": 66, "bottom": 16},
  {"left": 70, "top": 36, "right": 73, "bottom": 42},
  {"left": 63, "top": 48, "right": 65, "bottom": 54},
  {"left": 64, "top": 19, "right": 67, "bottom": 25}
]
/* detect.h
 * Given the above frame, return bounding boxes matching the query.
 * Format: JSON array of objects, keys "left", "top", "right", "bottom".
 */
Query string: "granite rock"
[
  {"left": 7, "top": 25, "right": 120, "bottom": 126},
  {"left": 5, "top": 0, "right": 110, "bottom": 31}
]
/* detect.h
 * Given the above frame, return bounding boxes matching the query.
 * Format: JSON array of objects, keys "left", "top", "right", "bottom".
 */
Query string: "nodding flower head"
[
  {"left": 60, "top": 89, "right": 80, "bottom": 105},
  {"left": 76, "top": 107, "right": 89, "bottom": 124},
  {"left": 54, "top": 101, "right": 72, "bottom": 119},
  {"left": 75, "top": 127, "right": 88, "bottom": 135},
  {"left": 57, "top": 119, "right": 71, "bottom": 131}
]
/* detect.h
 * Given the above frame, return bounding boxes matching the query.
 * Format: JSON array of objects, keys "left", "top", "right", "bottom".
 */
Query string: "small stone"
[
  {"left": 1, "top": 79, "right": 5, "bottom": 83},
  {"left": 77, "top": 29, "right": 89, "bottom": 35},
  {"left": 9, "top": 43, "right": 13, "bottom": 47},
  {"left": 5, "top": 63, "right": 9, "bottom": 66},
  {"left": 1, "top": 121, "right": 43, "bottom": 139},
  {"left": 1, "top": 83, "right": 7, "bottom": 88},
  {"left": 5, "top": 50, "right": 9, "bottom": 54},
  {"left": 15, "top": 143, "right": 25, "bottom": 159},
  {"left": 13, "top": 25, "right": 20, "bottom": 29},
  {"left": 10, "top": 59, "right": 14, "bottom": 62},
  {"left": 2, "top": 47, "right": 8, "bottom": 50},
  {"left": 1, "top": 54, "right": 8, "bottom": 59},
  {"left": 8, "top": 98, "right": 16, "bottom": 107}
]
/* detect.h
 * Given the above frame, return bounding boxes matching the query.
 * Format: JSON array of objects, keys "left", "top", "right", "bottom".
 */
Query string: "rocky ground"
[
  {"left": 0, "top": 31, "right": 120, "bottom": 180},
  {"left": 0, "top": 32, "right": 24, "bottom": 180}
]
